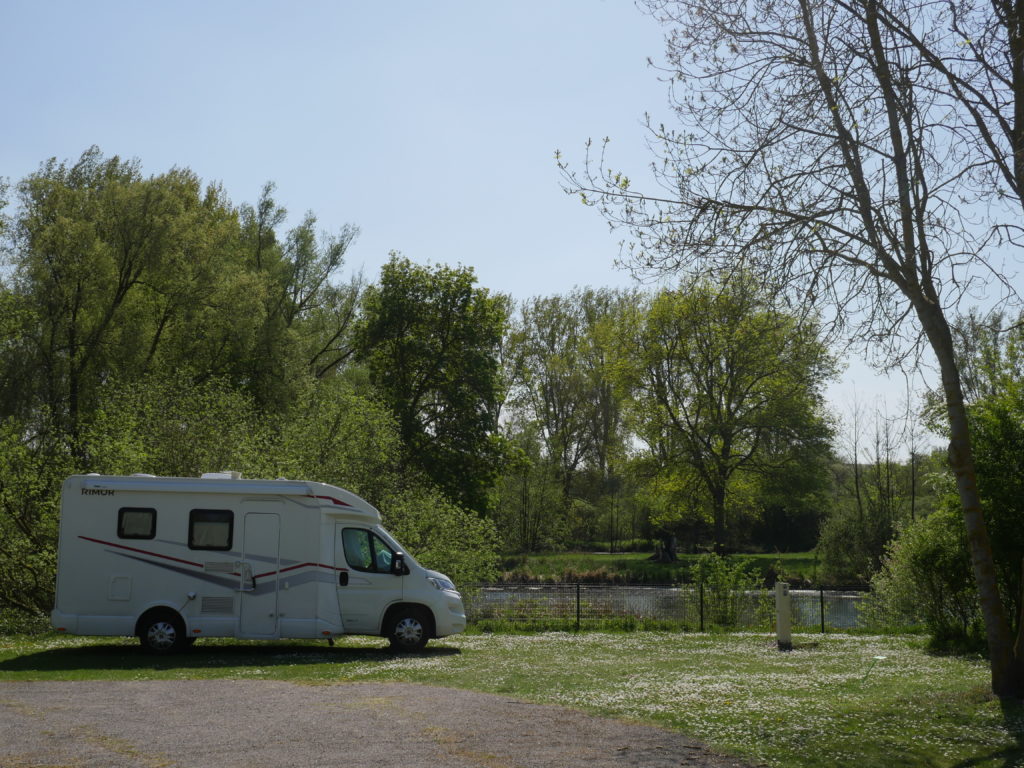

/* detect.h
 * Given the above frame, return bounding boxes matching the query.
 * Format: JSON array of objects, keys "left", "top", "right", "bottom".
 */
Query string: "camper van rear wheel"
[
  {"left": 137, "top": 611, "right": 188, "bottom": 654},
  {"left": 387, "top": 608, "right": 431, "bottom": 652}
]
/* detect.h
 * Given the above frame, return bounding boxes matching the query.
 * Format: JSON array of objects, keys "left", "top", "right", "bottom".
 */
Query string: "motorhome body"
[{"left": 51, "top": 473, "right": 466, "bottom": 652}]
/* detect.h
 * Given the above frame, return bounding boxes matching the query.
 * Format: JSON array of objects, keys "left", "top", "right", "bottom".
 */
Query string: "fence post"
[
  {"left": 699, "top": 582, "right": 705, "bottom": 632},
  {"left": 820, "top": 587, "right": 826, "bottom": 634},
  {"left": 575, "top": 583, "right": 581, "bottom": 632}
]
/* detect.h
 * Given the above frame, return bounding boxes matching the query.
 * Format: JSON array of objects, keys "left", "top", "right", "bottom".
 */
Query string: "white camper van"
[{"left": 51, "top": 473, "right": 466, "bottom": 653}]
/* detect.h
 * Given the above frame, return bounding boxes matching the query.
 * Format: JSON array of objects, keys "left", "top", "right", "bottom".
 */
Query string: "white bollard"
[{"left": 775, "top": 581, "right": 792, "bottom": 651}]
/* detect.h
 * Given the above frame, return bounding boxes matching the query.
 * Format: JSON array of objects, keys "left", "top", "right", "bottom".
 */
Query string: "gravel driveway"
[{"left": 0, "top": 680, "right": 756, "bottom": 768}]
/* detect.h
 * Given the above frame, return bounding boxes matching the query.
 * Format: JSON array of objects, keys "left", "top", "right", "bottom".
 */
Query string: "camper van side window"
[
  {"left": 118, "top": 507, "right": 156, "bottom": 540},
  {"left": 188, "top": 509, "right": 233, "bottom": 551},
  {"left": 342, "top": 528, "right": 394, "bottom": 573}
]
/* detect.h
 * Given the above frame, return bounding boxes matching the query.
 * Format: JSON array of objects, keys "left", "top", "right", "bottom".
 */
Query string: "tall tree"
[
  {"left": 238, "top": 184, "right": 360, "bottom": 408},
  {"left": 7, "top": 148, "right": 208, "bottom": 436},
  {"left": 615, "top": 278, "right": 835, "bottom": 551},
  {"left": 2, "top": 149, "right": 360, "bottom": 431},
  {"left": 493, "top": 421, "right": 568, "bottom": 552},
  {"left": 503, "top": 288, "right": 632, "bottom": 546},
  {"left": 355, "top": 255, "right": 509, "bottom": 514},
  {"left": 944, "top": 312, "right": 1024, "bottom": 639},
  {"left": 864, "top": 0, "right": 1024, "bottom": 217},
  {"left": 579, "top": 288, "right": 633, "bottom": 488},
  {"left": 560, "top": 0, "right": 1024, "bottom": 695},
  {"left": 507, "top": 289, "right": 631, "bottom": 492},
  {"left": 508, "top": 293, "right": 594, "bottom": 496}
]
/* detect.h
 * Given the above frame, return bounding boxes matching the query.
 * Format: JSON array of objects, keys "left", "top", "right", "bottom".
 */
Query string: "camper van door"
[
  {"left": 333, "top": 522, "right": 403, "bottom": 633},
  {"left": 239, "top": 510, "right": 281, "bottom": 636}
]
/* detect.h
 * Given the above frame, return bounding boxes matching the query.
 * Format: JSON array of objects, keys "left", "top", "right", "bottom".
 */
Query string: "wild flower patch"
[
  {"left": 0, "top": 631, "right": 1017, "bottom": 767},
  {"left": 357, "top": 633, "right": 1016, "bottom": 768}
]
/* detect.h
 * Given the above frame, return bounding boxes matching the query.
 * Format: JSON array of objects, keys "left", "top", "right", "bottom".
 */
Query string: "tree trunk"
[
  {"left": 711, "top": 484, "right": 727, "bottom": 555},
  {"left": 650, "top": 535, "right": 678, "bottom": 562},
  {"left": 918, "top": 300, "right": 1024, "bottom": 697}
]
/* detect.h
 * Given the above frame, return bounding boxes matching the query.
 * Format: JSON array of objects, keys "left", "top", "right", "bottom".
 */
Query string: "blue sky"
[
  {"left": 0, "top": 0, "right": 931, "bottom": 445},
  {"left": 2, "top": 1, "right": 669, "bottom": 293}
]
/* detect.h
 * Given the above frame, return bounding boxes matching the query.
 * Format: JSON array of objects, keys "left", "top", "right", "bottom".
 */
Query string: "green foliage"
[
  {"left": 614, "top": 277, "right": 835, "bottom": 551},
  {"left": 257, "top": 375, "right": 403, "bottom": 503},
  {"left": 356, "top": 255, "right": 510, "bottom": 514},
  {"left": 0, "top": 418, "right": 72, "bottom": 614},
  {"left": 0, "top": 151, "right": 501, "bottom": 617},
  {"left": 905, "top": 311, "right": 1024, "bottom": 647},
  {"left": 496, "top": 289, "right": 641, "bottom": 552},
  {"left": 494, "top": 550, "right": 821, "bottom": 589},
  {"left": 506, "top": 289, "right": 632, "bottom": 487},
  {"left": 869, "top": 507, "right": 983, "bottom": 650},
  {"left": 492, "top": 423, "right": 569, "bottom": 552},
  {"left": 753, "top": 440, "right": 834, "bottom": 552},
  {"left": 690, "top": 553, "right": 770, "bottom": 628},
  {"left": 3, "top": 149, "right": 361, "bottom": 435},
  {"left": 380, "top": 485, "right": 499, "bottom": 585},
  {"left": 8, "top": 149, "right": 237, "bottom": 430},
  {"left": 689, "top": 552, "right": 761, "bottom": 589},
  {"left": 499, "top": 280, "right": 838, "bottom": 557},
  {"left": 81, "top": 375, "right": 267, "bottom": 477},
  {"left": 818, "top": 405, "right": 944, "bottom": 586},
  {"left": 816, "top": 491, "right": 896, "bottom": 586},
  {"left": 968, "top": 381, "right": 1024, "bottom": 636}
]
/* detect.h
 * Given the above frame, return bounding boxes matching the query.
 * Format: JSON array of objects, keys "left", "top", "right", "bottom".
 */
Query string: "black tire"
[
  {"left": 137, "top": 611, "right": 189, "bottom": 654},
  {"left": 387, "top": 607, "right": 431, "bottom": 652}
]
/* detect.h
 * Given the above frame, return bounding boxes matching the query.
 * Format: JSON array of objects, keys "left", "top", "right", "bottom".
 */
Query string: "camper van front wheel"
[
  {"left": 137, "top": 611, "right": 188, "bottom": 654},
  {"left": 387, "top": 607, "right": 431, "bottom": 652}
]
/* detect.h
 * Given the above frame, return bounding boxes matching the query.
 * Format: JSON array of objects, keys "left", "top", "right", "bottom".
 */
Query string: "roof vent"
[{"left": 201, "top": 471, "right": 242, "bottom": 480}]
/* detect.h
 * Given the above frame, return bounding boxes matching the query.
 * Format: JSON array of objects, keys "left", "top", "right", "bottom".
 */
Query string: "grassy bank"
[
  {"left": 498, "top": 550, "right": 822, "bottom": 585},
  {"left": 1, "top": 631, "right": 1017, "bottom": 767}
]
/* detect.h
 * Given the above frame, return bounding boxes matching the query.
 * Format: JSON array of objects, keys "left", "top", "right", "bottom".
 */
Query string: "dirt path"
[{"left": 0, "top": 680, "right": 757, "bottom": 768}]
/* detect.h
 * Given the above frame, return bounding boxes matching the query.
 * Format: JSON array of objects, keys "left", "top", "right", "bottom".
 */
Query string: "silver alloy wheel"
[
  {"left": 393, "top": 616, "right": 424, "bottom": 646},
  {"left": 146, "top": 620, "right": 178, "bottom": 651}
]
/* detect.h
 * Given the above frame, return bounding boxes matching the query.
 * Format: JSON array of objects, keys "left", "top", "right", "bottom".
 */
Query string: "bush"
[
  {"left": 690, "top": 553, "right": 770, "bottom": 628},
  {"left": 0, "top": 416, "right": 72, "bottom": 616},
  {"left": 816, "top": 502, "right": 892, "bottom": 587},
  {"left": 379, "top": 485, "right": 500, "bottom": 586},
  {"left": 869, "top": 507, "right": 984, "bottom": 651}
]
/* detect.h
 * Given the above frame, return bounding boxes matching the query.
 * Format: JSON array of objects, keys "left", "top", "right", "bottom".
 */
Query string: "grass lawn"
[
  {"left": 499, "top": 550, "right": 822, "bottom": 585},
  {"left": 1, "top": 630, "right": 1019, "bottom": 767}
]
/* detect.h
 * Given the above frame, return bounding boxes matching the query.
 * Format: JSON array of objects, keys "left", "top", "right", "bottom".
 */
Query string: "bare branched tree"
[{"left": 559, "top": 0, "right": 1024, "bottom": 696}]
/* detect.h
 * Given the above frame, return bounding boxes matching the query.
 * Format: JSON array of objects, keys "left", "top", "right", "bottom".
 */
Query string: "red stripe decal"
[
  {"left": 307, "top": 494, "right": 352, "bottom": 508},
  {"left": 78, "top": 536, "right": 204, "bottom": 569}
]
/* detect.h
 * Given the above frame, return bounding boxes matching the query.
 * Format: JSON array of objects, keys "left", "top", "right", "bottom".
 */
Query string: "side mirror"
[{"left": 391, "top": 552, "right": 410, "bottom": 576}]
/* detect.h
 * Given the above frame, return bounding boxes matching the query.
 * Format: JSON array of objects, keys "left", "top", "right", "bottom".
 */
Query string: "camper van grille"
[{"left": 201, "top": 596, "right": 235, "bottom": 614}]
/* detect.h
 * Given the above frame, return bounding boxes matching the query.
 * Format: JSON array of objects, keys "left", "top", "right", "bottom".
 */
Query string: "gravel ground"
[{"left": 0, "top": 680, "right": 757, "bottom": 768}]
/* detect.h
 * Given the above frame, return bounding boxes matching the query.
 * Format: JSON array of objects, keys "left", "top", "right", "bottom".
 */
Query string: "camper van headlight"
[{"left": 427, "top": 576, "right": 457, "bottom": 593}]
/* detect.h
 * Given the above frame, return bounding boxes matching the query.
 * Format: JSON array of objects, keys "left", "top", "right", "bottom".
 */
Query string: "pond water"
[{"left": 465, "top": 585, "right": 871, "bottom": 630}]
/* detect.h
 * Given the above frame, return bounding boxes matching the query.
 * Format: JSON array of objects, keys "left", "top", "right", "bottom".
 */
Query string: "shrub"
[
  {"left": 869, "top": 507, "right": 983, "bottom": 651},
  {"left": 690, "top": 554, "right": 770, "bottom": 628}
]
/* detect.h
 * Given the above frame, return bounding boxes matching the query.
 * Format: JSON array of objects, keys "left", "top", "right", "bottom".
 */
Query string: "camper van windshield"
[{"left": 377, "top": 529, "right": 416, "bottom": 566}]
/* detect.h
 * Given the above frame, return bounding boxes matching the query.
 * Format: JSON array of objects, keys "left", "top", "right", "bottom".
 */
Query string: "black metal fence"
[{"left": 464, "top": 584, "right": 876, "bottom": 632}]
